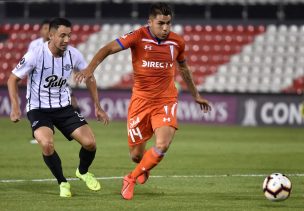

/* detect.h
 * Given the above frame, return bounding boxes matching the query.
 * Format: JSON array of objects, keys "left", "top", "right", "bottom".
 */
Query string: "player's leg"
[
  {"left": 70, "top": 122, "right": 100, "bottom": 191},
  {"left": 134, "top": 126, "right": 175, "bottom": 180},
  {"left": 54, "top": 105, "right": 100, "bottom": 191},
  {"left": 122, "top": 132, "right": 152, "bottom": 200},
  {"left": 121, "top": 143, "right": 146, "bottom": 200},
  {"left": 121, "top": 100, "right": 178, "bottom": 199},
  {"left": 71, "top": 125, "right": 97, "bottom": 173},
  {"left": 122, "top": 126, "right": 175, "bottom": 200},
  {"left": 28, "top": 109, "right": 70, "bottom": 197},
  {"left": 36, "top": 128, "right": 71, "bottom": 197},
  {"left": 130, "top": 100, "right": 177, "bottom": 180},
  {"left": 35, "top": 126, "right": 69, "bottom": 184},
  {"left": 121, "top": 97, "right": 153, "bottom": 199},
  {"left": 130, "top": 126, "right": 175, "bottom": 179},
  {"left": 128, "top": 143, "right": 150, "bottom": 184},
  {"left": 129, "top": 141, "right": 146, "bottom": 163}
]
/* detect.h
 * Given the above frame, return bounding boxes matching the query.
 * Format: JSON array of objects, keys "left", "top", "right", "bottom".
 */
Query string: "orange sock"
[
  {"left": 130, "top": 147, "right": 164, "bottom": 178},
  {"left": 134, "top": 150, "right": 147, "bottom": 164}
]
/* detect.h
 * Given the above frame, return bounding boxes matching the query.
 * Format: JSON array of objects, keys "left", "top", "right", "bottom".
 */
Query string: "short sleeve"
[
  {"left": 71, "top": 49, "right": 87, "bottom": 72},
  {"left": 12, "top": 51, "right": 36, "bottom": 79},
  {"left": 116, "top": 28, "right": 142, "bottom": 50}
]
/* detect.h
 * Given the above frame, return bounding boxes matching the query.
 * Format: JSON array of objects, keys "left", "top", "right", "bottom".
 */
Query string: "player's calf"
[{"left": 136, "top": 171, "right": 150, "bottom": 184}]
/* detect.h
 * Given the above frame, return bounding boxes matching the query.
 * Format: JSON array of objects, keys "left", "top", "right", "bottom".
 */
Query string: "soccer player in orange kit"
[{"left": 75, "top": 2, "right": 212, "bottom": 200}]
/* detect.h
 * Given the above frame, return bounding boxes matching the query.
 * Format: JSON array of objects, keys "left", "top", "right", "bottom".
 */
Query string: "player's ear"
[
  {"left": 148, "top": 18, "right": 152, "bottom": 27},
  {"left": 48, "top": 29, "right": 55, "bottom": 40},
  {"left": 48, "top": 32, "right": 53, "bottom": 40}
]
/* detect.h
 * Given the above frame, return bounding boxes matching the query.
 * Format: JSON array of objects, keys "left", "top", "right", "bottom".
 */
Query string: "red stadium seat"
[
  {"left": 0, "top": 22, "right": 299, "bottom": 93},
  {"left": 0, "top": 23, "right": 103, "bottom": 86},
  {"left": 92, "top": 24, "right": 101, "bottom": 32},
  {"left": 32, "top": 24, "right": 40, "bottom": 32},
  {"left": 72, "top": 24, "right": 81, "bottom": 32}
]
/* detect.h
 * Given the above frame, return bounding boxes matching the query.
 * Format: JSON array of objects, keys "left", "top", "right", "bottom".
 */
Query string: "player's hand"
[
  {"left": 10, "top": 107, "right": 21, "bottom": 123},
  {"left": 75, "top": 68, "right": 93, "bottom": 83},
  {"left": 195, "top": 96, "right": 212, "bottom": 113},
  {"left": 95, "top": 107, "right": 110, "bottom": 125}
]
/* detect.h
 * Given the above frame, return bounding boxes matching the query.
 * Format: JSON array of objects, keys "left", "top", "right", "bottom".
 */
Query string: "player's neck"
[
  {"left": 147, "top": 27, "right": 166, "bottom": 44},
  {"left": 48, "top": 42, "right": 64, "bottom": 57}
]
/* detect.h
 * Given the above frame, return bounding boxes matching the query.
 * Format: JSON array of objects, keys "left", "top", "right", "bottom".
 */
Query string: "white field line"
[{"left": 1, "top": 173, "right": 304, "bottom": 183}]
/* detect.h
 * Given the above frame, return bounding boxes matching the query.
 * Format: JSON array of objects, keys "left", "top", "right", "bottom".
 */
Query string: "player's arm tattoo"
[{"left": 178, "top": 62, "right": 200, "bottom": 98}]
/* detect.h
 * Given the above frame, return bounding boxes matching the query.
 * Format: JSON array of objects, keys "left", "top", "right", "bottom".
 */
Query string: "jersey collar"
[
  {"left": 146, "top": 26, "right": 169, "bottom": 44},
  {"left": 46, "top": 42, "right": 67, "bottom": 57}
]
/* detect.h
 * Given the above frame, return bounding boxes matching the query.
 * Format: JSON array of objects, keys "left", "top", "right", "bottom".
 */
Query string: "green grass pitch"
[{"left": 0, "top": 117, "right": 303, "bottom": 211}]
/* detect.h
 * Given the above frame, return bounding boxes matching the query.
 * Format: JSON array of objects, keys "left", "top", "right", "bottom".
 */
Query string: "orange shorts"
[{"left": 127, "top": 96, "right": 178, "bottom": 146}]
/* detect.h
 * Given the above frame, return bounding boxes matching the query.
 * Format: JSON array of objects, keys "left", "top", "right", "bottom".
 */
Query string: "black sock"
[
  {"left": 43, "top": 151, "right": 67, "bottom": 184},
  {"left": 78, "top": 147, "right": 96, "bottom": 174}
]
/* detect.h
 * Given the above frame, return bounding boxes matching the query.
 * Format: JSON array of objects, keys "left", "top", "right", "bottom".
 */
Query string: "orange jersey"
[{"left": 116, "top": 26, "right": 186, "bottom": 99}]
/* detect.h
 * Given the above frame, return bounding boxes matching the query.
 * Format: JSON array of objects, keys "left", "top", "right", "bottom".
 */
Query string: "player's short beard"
[{"left": 56, "top": 44, "right": 66, "bottom": 56}]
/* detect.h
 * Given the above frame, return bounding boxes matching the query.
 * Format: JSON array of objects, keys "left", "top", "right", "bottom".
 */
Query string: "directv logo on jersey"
[
  {"left": 43, "top": 75, "right": 67, "bottom": 88},
  {"left": 142, "top": 60, "right": 173, "bottom": 69}
]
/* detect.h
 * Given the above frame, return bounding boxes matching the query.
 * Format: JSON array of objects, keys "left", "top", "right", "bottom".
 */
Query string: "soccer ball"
[{"left": 262, "top": 173, "right": 292, "bottom": 202}]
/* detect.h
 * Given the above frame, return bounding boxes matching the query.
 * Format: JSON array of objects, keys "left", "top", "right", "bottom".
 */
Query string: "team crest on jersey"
[
  {"left": 121, "top": 31, "right": 134, "bottom": 39},
  {"left": 63, "top": 64, "right": 73, "bottom": 71},
  {"left": 16, "top": 57, "right": 25, "bottom": 69}
]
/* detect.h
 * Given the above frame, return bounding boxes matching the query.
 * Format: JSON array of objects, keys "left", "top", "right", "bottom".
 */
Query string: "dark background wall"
[{"left": 1, "top": 1, "right": 304, "bottom": 23}]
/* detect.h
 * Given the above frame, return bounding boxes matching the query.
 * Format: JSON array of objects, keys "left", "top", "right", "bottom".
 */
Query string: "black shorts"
[{"left": 27, "top": 105, "right": 87, "bottom": 141}]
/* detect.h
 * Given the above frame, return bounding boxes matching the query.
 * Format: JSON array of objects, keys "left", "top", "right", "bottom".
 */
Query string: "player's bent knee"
[
  {"left": 39, "top": 141, "right": 55, "bottom": 155},
  {"left": 130, "top": 154, "right": 143, "bottom": 163},
  {"left": 81, "top": 139, "right": 96, "bottom": 151},
  {"left": 155, "top": 142, "right": 170, "bottom": 153}
]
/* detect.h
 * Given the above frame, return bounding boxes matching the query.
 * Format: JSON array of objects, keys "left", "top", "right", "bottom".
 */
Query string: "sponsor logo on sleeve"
[
  {"left": 16, "top": 58, "right": 25, "bottom": 69},
  {"left": 121, "top": 31, "right": 134, "bottom": 39}
]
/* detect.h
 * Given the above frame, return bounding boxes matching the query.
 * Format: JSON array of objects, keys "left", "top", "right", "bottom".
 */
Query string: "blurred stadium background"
[
  {"left": 0, "top": 1, "right": 304, "bottom": 210},
  {"left": 0, "top": 0, "right": 303, "bottom": 127}
]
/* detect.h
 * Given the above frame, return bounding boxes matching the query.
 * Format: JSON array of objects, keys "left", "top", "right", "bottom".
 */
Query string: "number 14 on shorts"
[{"left": 128, "top": 127, "right": 143, "bottom": 143}]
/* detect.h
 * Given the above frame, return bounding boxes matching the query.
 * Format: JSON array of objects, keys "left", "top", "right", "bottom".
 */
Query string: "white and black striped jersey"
[{"left": 12, "top": 42, "right": 87, "bottom": 112}]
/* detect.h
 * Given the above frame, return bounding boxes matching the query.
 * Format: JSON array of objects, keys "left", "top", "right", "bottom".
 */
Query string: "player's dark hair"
[
  {"left": 49, "top": 18, "right": 72, "bottom": 31},
  {"left": 40, "top": 19, "right": 50, "bottom": 27},
  {"left": 149, "top": 2, "right": 173, "bottom": 18}
]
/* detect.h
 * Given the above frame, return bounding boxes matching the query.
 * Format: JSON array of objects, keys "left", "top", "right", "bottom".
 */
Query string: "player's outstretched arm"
[
  {"left": 178, "top": 62, "right": 212, "bottom": 113},
  {"left": 75, "top": 40, "right": 123, "bottom": 83},
  {"left": 85, "top": 75, "right": 110, "bottom": 125},
  {"left": 7, "top": 74, "right": 22, "bottom": 122}
]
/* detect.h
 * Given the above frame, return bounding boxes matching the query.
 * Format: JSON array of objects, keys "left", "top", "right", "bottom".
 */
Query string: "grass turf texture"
[{"left": 0, "top": 117, "right": 303, "bottom": 210}]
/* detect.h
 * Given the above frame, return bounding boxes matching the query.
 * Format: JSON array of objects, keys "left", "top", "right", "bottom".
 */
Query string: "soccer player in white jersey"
[
  {"left": 7, "top": 18, "right": 109, "bottom": 197},
  {"left": 27, "top": 19, "right": 81, "bottom": 144},
  {"left": 27, "top": 19, "right": 80, "bottom": 112},
  {"left": 28, "top": 19, "right": 50, "bottom": 52},
  {"left": 28, "top": 20, "right": 51, "bottom": 144}
]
